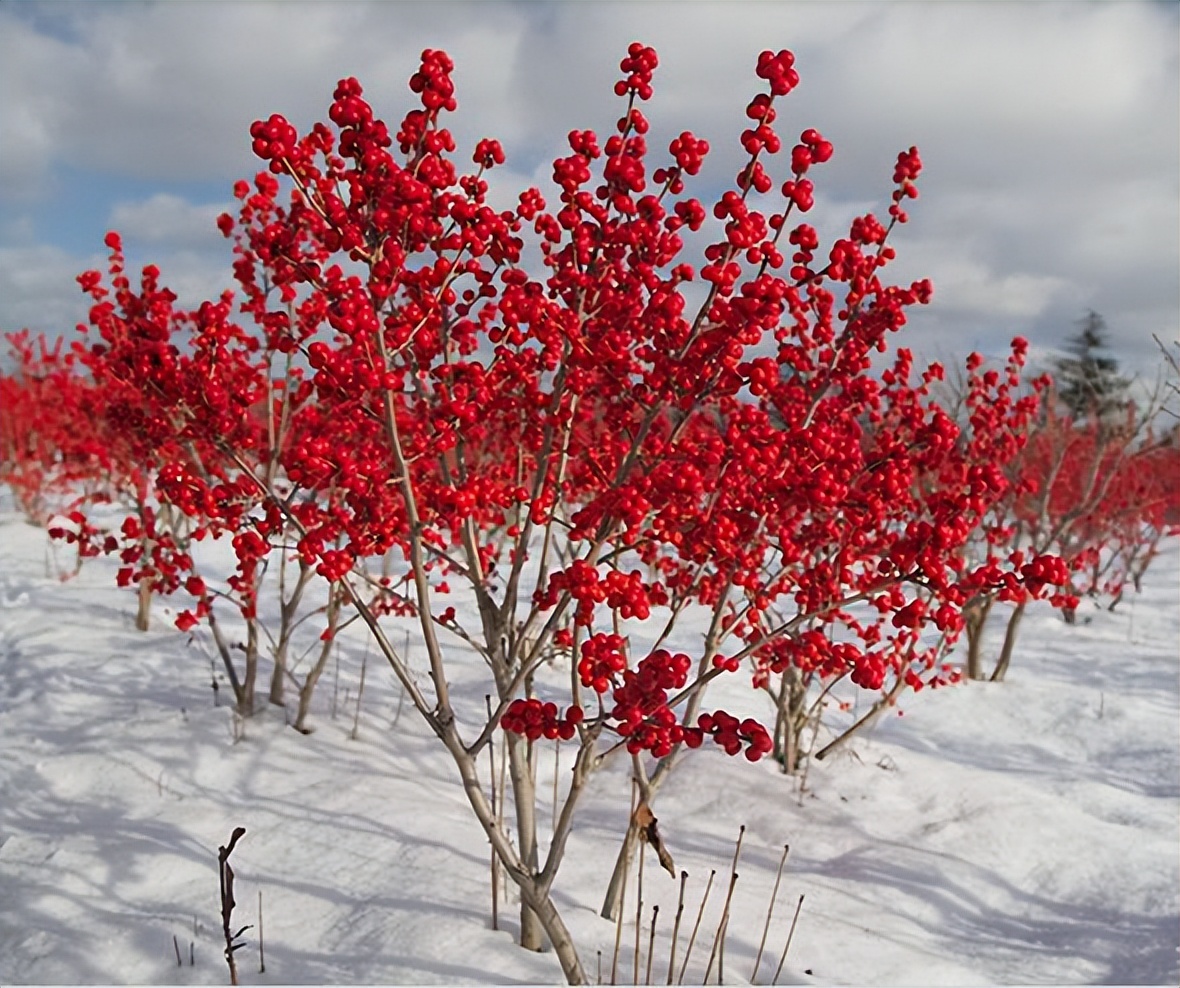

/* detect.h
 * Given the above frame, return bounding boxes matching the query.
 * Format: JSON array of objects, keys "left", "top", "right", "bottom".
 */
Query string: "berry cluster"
[
  {"left": 610, "top": 649, "right": 694, "bottom": 757},
  {"left": 473, "top": 138, "right": 505, "bottom": 169},
  {"left": 615, "top": 42, "right": 658, "bottom": 100},
  {"left": 889, "top": 147, "right": 922, "bottom": 221},
  {"left": 501, "top": 698, "right": 584, "bottom": 741},
  {"left": 1020, "top": 553, "right": 1071, "bottom": 594},
  {"left": 698, "top": 711, "right": 774, "bottom": 762},
  {"left": 540, "top": 562, "right": 656, "bottom": 626},
  {"left": 409, "top": 49, "right": 457, "bottom": 112},
  {"left": 578, "top": 633, "right": 628, "bottom": 693},
  {"left": 249, "top": 113, "right": 299, "bottom": 170},
  {"left": 755, "top": 49, "right": 800, "bottom": 96},
  {"left": 790, "top": 128, "right": 833, "bottom": 176},
  {"left": 666, "top": 131, "right": 709, "bottom": 177},
  {"left": 850, "top": 652, "right": 888, "bottom": 691}
]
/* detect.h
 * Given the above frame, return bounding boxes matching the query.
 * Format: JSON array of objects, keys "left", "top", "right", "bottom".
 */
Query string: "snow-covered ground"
[{"left": 0, "top": 509, "right": 1176, "bottom": 986}]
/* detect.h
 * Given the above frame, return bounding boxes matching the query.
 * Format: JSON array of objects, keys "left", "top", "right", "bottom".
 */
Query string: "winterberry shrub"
[
  {"left": 0, "top": 331, "right": 109, "bottom": 529},
  {"left": 968, "top": 395, "right": 1178, "bottom": 679},
  {"left": 69, "top": 231, "right": 393, "bottom": 715},
  {"left": 66, "top": 43, "right": 1059, "bottom": 982}
]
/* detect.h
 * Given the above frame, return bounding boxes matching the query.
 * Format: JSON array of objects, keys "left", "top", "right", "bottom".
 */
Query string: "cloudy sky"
[{"left": 2, "top": 1, "right": 1177, "bottom": 383}]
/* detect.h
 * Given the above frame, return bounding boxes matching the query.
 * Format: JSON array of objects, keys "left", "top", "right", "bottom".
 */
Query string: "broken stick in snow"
[{"left": 218, "top": 826, "right": 251, "bottom": 987}]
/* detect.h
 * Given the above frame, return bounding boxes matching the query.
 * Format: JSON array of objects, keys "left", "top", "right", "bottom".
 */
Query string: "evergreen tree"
[{"left": 1052, "top": 311, "right": 1130, "bottom": 420}]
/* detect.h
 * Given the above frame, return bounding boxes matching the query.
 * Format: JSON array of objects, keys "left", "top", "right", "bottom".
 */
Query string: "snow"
[{"left": 0, "top": 508, "right": 1176, "bottom": 986}]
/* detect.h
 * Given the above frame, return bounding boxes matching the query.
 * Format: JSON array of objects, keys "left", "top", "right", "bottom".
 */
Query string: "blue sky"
[{"left": 2, "top": 1, "right": 1177, "bottom": 382}]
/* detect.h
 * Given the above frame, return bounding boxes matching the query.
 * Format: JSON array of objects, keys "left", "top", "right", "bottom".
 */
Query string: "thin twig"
[
  {"left": 485, "top": 695, "right": 499, "bottom": 932},
  {"left": 751, "top": 844, "right": 789, "bottom": 983},
  {"left": 258, "top": 890, "right": 265, "bottom": 974},
  {"left": 704, "top": 871, "right": 739, "bottom": 985},
  {"left": 496, "top": 728, "right": 508, "bottom": 906},
  {"left": 704, "top": 826, "right": 744, "bottom": 985},
  {"left": 349, "top": 646, "right": 368, "bottom": 740},
  {"left": 666, "top": 870, "right": 688, "bottom": 985},
  {"left": 553, "top": 735, "right": 561, "bottom": 835},
  {"left": 389, "top": 628, "right": 409, "bottom": 729},
  {"left": 729, "top": 825, "right": 746, "bottom": 878},
  {"left": 771, "top": 895, "right": 805, "bottom": 985},
  {"left": 330, "top": 644, "right": 339, "bottom": 719},
  {"left": 634, "top": 839, "right": 646, "bottom": 984},
  {"left": 645, "top": 904, "right": 659, "bottom": 986},
  {"left": 217, "top": 826, "right": 249, "bottom": 987},
  {"left": 677, "top": 868, "right": 715, "bottom": 985},
  {"left": 612, "top": 831, "right": 631, "bottom": 984}
]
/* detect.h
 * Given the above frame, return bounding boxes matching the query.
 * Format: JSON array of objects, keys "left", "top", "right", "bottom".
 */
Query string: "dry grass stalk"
[
  {"left": 485, "top": 695, "right": 500, "bottom": 931},
  {"left": 645, "top": 904, "right": 659, "bottom": 985},
  {"left": 751, "top": 843, "right": 790, "bottom": 982},
  {"left": 666, "top": 870, "right": 688, "bottom": 984},
  {"left": 634, "top": 839, "right": 646, "bottom": 984},
  {"left": 258, "top": 889, "right": 265, "bottom": 974},
  {"left": 217, "top": 826, "right": 250, "bottom": 987},
  {"left": 703, "top": 871, "right": 739, "bottom": 985},
  {"left": 703, "top": 825, "right": 745, "bottom": 984},
  {"left": 771, "top": 894, "right": 805, "bottom": 985},
  {"left": 676, "top": 868, "right": 715, "bottom": 984}
]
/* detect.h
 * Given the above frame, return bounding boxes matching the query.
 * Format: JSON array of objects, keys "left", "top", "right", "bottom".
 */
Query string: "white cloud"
[
  {"left": 0, "top": 2, "right": 529, "bottom": 195},
  {"left": 0, "top": 238, "right": 234, "bottom": 347},
  {"left": 147, "top": 248, "right": 237, "bottom": 315},
  {"left": 109, "top": 194, "right": 227, "bottom": 249},
  {"left": 0, "top": 244, "right": 99, "bottom": 340},
  {"left": 0, "top": 14, "right": 78, "bottom": 201},
  {"left": 0, "top": 0, "right": 1175, "bottom": 381},
  {"left": 1, "top": 215, "right": 36, "bottom": 244},
  {"left": 927, "top": 261, "right": 1068, "bottom": 321}
]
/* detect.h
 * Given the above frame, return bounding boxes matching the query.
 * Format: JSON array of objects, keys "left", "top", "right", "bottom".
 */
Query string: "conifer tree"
[{"left": 1053, "top": 311, "right": 1130, "bottom": 420}]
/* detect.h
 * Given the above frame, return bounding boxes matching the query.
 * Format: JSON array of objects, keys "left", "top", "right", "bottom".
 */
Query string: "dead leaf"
[{"left": 634, "top": 801, "right": 676, "bottom": 878}]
